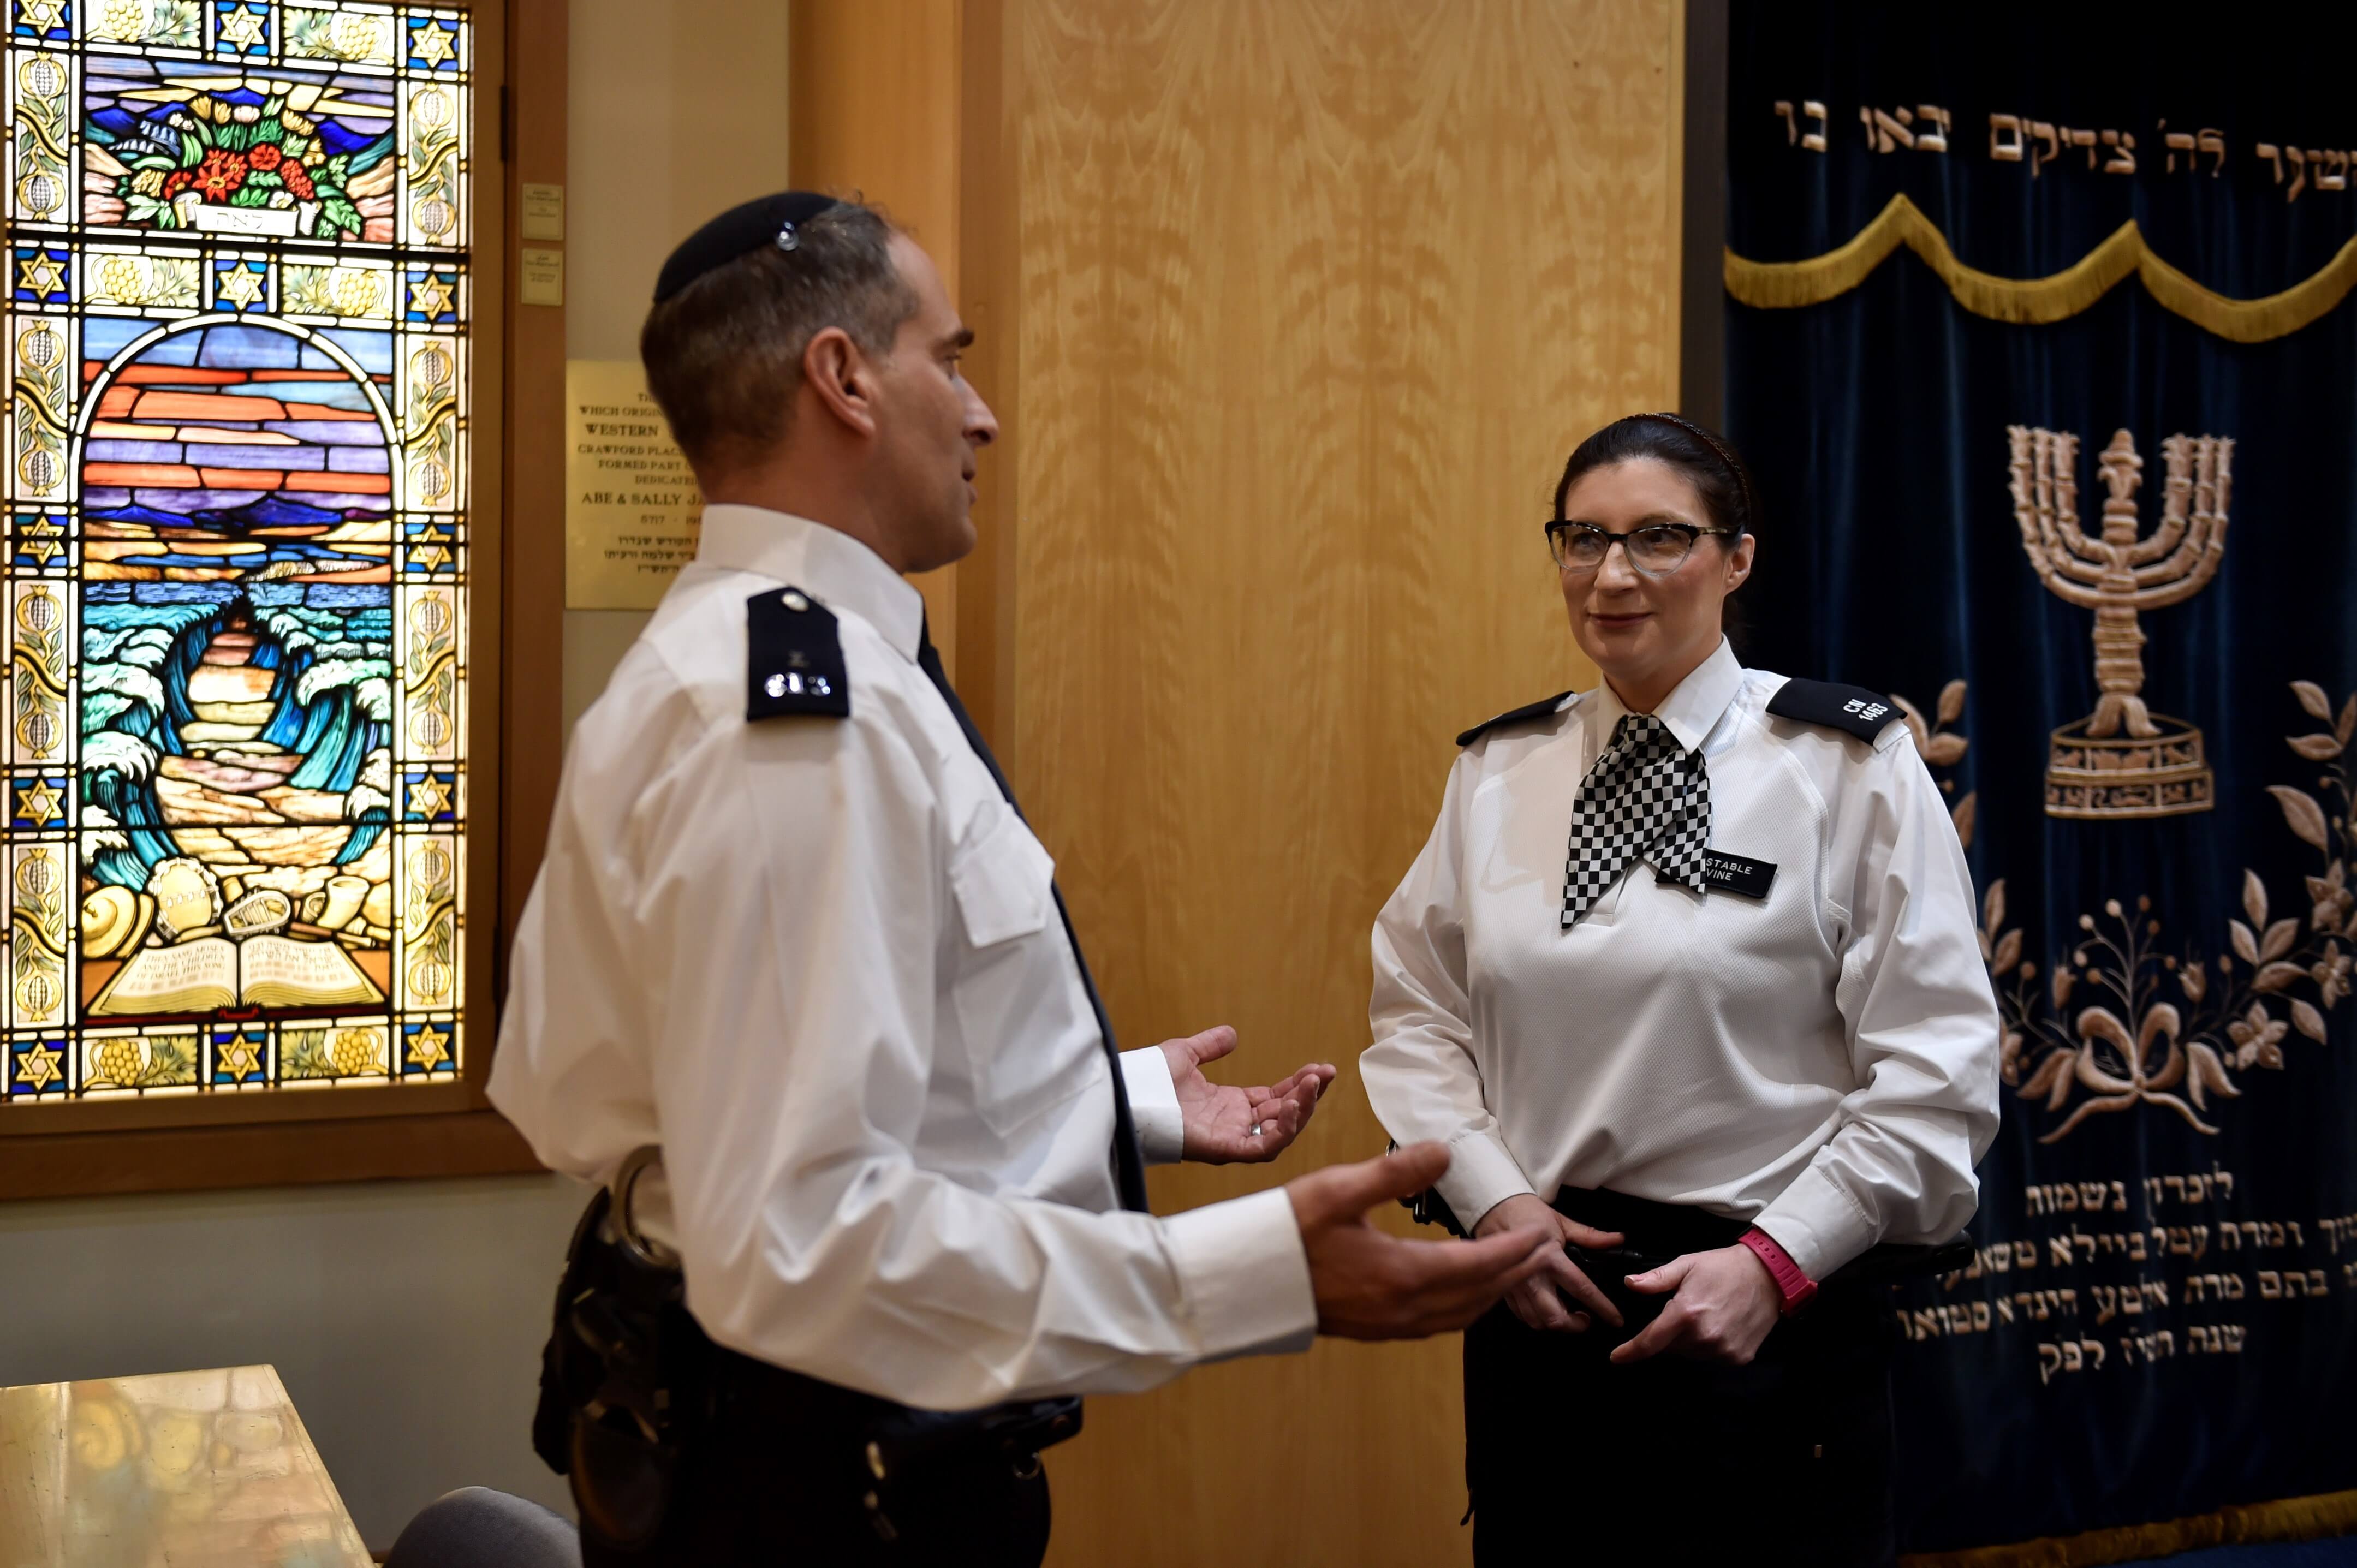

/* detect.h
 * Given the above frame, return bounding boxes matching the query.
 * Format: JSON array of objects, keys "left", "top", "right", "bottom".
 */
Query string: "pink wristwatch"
[{"left": 1739, "top": 1227, "right": 1818, "bottom": 1316}]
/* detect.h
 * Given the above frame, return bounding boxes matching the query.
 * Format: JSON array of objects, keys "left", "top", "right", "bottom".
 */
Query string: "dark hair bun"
[{"left": 1552, "top": 412, "right": 1758, "bottom": 539}]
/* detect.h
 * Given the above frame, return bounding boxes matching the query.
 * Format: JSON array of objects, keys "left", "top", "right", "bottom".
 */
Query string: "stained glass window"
[{"left": 2, "top": 0, "right": 468, "bottom": 1103}]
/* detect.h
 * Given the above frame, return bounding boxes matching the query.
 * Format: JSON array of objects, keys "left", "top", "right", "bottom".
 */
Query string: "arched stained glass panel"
[{"left": 3, "top": 0, "right": 468, "bottom": 1102}]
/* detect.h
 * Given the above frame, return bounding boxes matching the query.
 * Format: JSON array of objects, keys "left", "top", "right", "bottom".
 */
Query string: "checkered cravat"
[{"left": 1561, "top": 713, "right": 1712, "bottom": 926}]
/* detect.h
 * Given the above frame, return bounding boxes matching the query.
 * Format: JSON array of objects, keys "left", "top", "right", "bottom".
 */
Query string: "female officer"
[{"left": 1361, "top": 413, "right": 2001, "bottom": 1565}]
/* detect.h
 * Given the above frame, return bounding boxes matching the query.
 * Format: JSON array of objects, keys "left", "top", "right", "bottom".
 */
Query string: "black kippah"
[{"left": 652, "top": 190, "right": 843, "bottom": 303}]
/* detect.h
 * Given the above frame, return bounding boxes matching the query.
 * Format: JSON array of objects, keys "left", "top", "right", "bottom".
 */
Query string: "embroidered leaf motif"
[
  {"left": 1937, "top": 679, "right": 1967, "bottom": 726},
  {"left": 1950, "top": 791, "right": 1977, "bottom": 851},
  {"left": 2260, "top": 919, "right": 2300, "bottom": 963},
  {"left": 2270, "top": 785, "right": 2331, "bottom": 852},
  {"left": 2252, "top": 962, "right": 2306, "bottom": 993},
  {"left": 2291, "top": 999, "right": 2328, "bottom": 1043},
  {"left": 1994, "top": 671, "right": 2347, "bottom": 1142},
  {"left": 1924, "top": 732, "right": 1968, "bottom": 766}
]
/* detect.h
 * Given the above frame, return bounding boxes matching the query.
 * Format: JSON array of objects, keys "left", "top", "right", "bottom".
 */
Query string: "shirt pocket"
[
  {"left": 949, "top": 802, "right": 1053, "bottom": 948},
  {"left": 947, "top": 804, "right": 1092, "bottom": 1136}
]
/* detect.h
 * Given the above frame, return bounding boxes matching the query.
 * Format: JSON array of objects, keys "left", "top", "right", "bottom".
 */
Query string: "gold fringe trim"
[
  {"left": 1725, "top": 193, "right": 2357, "bottom": 344},
  {"left": 1901, "top": 1486, "right": 2357, "bottom": 1568}
]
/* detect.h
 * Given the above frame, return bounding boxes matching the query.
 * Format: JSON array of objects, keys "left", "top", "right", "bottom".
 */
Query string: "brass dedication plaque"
[{"left": 566, "top": 359, "right": 704, "bottom": 609}]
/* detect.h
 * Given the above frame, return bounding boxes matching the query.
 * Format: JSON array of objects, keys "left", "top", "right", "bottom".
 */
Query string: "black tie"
[{"left": 915, "top": 618, "right": 1151, "bottom": 1213}]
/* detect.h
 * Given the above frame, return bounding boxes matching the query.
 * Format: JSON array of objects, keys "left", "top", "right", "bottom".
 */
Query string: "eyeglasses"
[{"left": 1545, "top": 520, "right": 1740, "bottom": 576}]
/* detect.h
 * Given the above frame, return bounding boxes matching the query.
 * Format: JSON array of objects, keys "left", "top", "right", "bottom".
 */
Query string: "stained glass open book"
[
  {"left": 86, "top": 884, "right": 385, "bottom": 1018},
  {"left": 90, "top": 931, "right": 384, "bottom": 1017}
]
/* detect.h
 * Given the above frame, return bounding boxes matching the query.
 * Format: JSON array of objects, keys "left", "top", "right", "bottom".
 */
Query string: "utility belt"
[
  {"left": 1406, "top": 1181, "right": 1971, "bottom": 1325},
  {"left": 534, "top": 1148, "right": 1086, "bottom": 1552}
]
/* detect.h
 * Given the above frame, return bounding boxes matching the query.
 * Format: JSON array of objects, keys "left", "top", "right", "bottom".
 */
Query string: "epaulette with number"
[
  {"left": 745, "top": 586, "right": 850, "bottom": 721},
  {"left": 1455, "top": 691, "right": 1574, "bottom": 748},
  {"left": 1764, "top": 677, "right": 1902, "bottom": 742}
]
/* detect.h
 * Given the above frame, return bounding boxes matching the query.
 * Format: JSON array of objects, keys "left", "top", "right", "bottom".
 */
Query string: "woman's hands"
[
  {"left": 1609, "top": 1243, "right": 1783, "bottom": 1366},
  {"left": 1471, "top": 1193, "right": 1626, "bottom": 1333}
]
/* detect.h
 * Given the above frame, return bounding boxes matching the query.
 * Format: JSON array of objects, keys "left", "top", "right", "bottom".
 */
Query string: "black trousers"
[
  {"left": 1463, "top": 1189, "right": 1897, "bottom": 1567},
  {"left": 577, "top": 1348, "right": 1052, "bottom": 1568}
]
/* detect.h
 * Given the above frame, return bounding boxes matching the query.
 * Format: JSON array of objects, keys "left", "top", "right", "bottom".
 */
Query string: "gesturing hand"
[
  {"left": 1157, "top": 1025, "right": 1336, "bottom": 1165},
  {"left": 1287, "top": 1143, "right": 1558, "bottom": 1340},
  {"left": 1608, "top": 1243, "right": 1783, "bottom": 1366},
  {"left": 1471, "top": 1193, "right": 1626, "bottom": 1333}
]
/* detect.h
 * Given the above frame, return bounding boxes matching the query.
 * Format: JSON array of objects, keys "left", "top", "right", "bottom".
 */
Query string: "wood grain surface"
[
  {"left": 997, "top": 3, "right": 1680, "bottom": 1561},
  {"left": 790, "top": 1, "right": 968, "bottom": 673}
]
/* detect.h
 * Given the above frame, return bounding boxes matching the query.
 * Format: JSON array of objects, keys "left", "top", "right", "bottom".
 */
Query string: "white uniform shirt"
[
  {"left": 1361, "top": 638, "right": 2001, "bottom": 1280},
  {"left": 491, "top": 504, "right": 1316, "bottom": 1410}
]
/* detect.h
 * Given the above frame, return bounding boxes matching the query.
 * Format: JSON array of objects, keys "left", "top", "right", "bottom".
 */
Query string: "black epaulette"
[
  {"left": 1455, "top": 691, "right": 1574, "bottom": 748},
  {"left": 1765, "top": 677, "right": 1902, "bottom": 742},
  {"left": 746, "top": 586, "right": 850, "bottom": 721}
]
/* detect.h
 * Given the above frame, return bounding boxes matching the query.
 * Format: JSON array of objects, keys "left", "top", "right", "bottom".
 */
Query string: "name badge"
[{"left": 1660, "top": 850, "right": 1777, "bottom": 901}]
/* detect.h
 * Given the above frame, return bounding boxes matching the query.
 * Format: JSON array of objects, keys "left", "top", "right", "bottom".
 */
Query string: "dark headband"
[
  {"left": 653, "top": 190, "right": 842, "bottom": 303},
  {"left": 1632, "top": 411, "right": 1757, "bottom": 533}
]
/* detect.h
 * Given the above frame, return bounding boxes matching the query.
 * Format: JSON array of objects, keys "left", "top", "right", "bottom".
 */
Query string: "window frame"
[{"left": 0, "top": 0, "right": 564, "bottom": 1197}]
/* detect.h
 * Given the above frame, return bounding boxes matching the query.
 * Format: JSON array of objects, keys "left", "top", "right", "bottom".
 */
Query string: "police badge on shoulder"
[{"left": 747, "top": 586, "right": 851, "bottom": 721}]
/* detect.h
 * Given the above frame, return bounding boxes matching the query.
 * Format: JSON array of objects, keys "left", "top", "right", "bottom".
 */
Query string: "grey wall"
[
  {"left": 565, "top": 0, "right": 794, "bottom": 728},
  {"left": 0, "top": 1175, "right": 586, "bottom": 1542},
  {"left": 1, "top": 4, "right": 792, "bottom": 1551}
]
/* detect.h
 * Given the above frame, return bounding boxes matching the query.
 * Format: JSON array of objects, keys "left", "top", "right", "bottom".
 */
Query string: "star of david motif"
[
  {"left": 16, "top": 514, "right": 63, "bottom": 567},
  {"left": 17, "top": 253, "right": 64, "bottom": 299},
  {"left": 408, "top": 273, "right": 456, "bottom": 320},
  {"left": 217, "top": 4, "right": 265, "bottom": 50},
  {"left": 215, "top": 263, "right": 266, "bottom": 308},
  {"left": 14, "top": 1040, "right": 62, "bottom": 1092},
  {"left": 216, "top": 1033, "right": 263, "bottom": 1082},
  {"left": 14, "top": 777, "right": 63, "bottom": 827},
  {"left": 406, "top": 774, "right": 454, "bottom": 820},
  {"left": 17, "top": 0, "right": 65, "bottom": 33},
  {"left": 408, "top": 20, "right": 456, "bottom": 67},
  {"left": 406, "top": 1022, "right": 451, "bottom": 1071}
]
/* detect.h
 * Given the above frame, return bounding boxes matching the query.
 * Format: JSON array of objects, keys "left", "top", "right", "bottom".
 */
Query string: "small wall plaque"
[
  {"left": 521, "top": 182, "right": 565, "bottom": 241},
  {"left": 520, "top": 247, "right": 563, "bottom": 307}
]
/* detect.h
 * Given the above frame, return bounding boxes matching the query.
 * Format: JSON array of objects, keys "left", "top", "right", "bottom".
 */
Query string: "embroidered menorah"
[{"left": 2008, "top": 425, "right": 2233, "bottom": 819}]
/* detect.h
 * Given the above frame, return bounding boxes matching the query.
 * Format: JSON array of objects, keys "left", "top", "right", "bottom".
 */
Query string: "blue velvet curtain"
[{"left": 1725, "top": 3, "right": 2357, "bottom": 1552}]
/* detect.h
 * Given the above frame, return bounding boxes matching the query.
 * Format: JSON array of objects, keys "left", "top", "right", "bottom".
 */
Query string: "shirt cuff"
[
  {"left": 1120, "top": 1046, "right": 1186, "bottom": 1166},
  {"left": 1159, "top": 1185, "right": 1317, "bottom": 1361},
  {"left": 1752, "top": 1165, "right": 1877, "bottom": 1281},
  {"left": 1432, "top": 1130, "right": 1537, "bottom": 1233}
]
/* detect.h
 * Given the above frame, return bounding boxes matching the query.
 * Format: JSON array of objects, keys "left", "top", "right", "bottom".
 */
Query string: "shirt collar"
[
  {"left": 1588, "top": 636, "right": 1746, "bottom": 754},
  {"left": 693, "top": 504, "right": 925, "bottom": 663}
]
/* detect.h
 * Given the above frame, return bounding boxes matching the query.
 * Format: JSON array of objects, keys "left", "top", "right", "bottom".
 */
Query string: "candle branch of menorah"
[{"left": 2008, "top": 426, "right": 2233, "bottom": 819}]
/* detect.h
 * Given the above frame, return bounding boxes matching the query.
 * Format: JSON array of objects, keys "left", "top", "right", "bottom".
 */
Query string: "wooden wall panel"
[
  {"left": 790, "top": 1, "right": 967, "bottom": 671},
  {"left": 1003, "top": 3, "right": 1680, "bottom": 1561}
]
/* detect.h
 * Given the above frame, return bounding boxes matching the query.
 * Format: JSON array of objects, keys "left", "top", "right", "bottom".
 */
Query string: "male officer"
[{"left": 490, "top": 193, "right": 1555, "bottom": 1565}]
